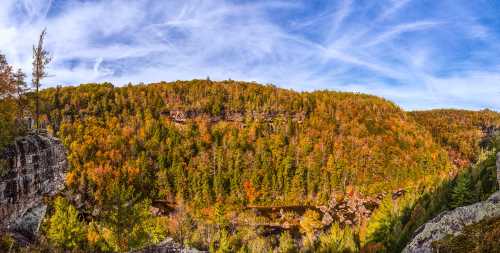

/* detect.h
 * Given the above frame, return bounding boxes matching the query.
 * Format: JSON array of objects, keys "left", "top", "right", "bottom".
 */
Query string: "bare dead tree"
[{"left": 32, "top": 28, "right": 52, "bottom": 129}]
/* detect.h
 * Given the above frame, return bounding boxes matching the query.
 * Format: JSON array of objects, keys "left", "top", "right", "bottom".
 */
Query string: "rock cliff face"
[
  {"left": 403, "top": 152, "right": 500, "bottom": 253},
  {"left": 0, "top": 134, "right": 67, "bottom": 239},
  {"left": 165, "top": 110, "right": 306, "bottom": 124}
]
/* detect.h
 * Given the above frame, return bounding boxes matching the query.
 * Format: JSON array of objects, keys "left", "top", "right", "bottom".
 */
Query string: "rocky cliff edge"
[
  {"left": 403, "top": 152, "right": 500, "bottom": 253},
  {"left": 0, "top": 134, "right": 67, "bottom": 242}
]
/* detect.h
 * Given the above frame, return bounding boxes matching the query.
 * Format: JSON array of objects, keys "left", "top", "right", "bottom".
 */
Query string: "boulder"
[
  {"left": 321, "top": 212, "right": 334, "bottom": 226},
  {"left": 150, "top": 206, "right": 162, "bottom": 216}
]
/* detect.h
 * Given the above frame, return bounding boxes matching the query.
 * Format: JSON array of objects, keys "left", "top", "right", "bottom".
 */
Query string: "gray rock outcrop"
[
  {"left": 0, "top": 134, "right": 67, "bottom": 239},
  {"left": 403, "top": 152, "right": 500, "bottom": 253},
  {"left": 165, "top": 110, "right": 305, "bottom": 124},
  {"left": 129, "top": 237, "right": 205, "bottom": 253},
  {"left": 320, "top": 194, "right": 381, "bottom": 227}
]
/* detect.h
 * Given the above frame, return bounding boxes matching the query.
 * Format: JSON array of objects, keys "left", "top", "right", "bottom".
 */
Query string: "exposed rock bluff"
[
  {"left": 403, "top": 152, "right": 500, "bottom": 253},
  {"left": 0, "top": 134, "right": 67, "bottom": 240}
]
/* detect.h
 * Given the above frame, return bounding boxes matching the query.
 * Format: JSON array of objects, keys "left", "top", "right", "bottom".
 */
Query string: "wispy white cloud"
[
  {"left": 19, "top": 0, "right": 53, "bottom": 22},
  {"left": 0, "top": 0, "right": 499, "bottom": 110},
  {"left": 376, "top": 0, "right": 412, "bottom": 21},
  {"left": 363, "top": 21, "right": 443, "bottom": 47},
  {"left": 332, "top": 0, "right": 352, "bottom": 33}
]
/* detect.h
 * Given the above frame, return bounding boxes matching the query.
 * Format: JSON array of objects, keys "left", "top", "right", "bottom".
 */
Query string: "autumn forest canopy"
[
  {"left": 1, "top": 50, "right": 500, "bottom": 252},
  {"left": 1, "top": 0, "right": 500, "bottom": 249}
]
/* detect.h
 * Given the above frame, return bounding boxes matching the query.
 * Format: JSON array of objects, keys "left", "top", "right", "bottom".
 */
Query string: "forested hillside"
[
  {"left": 3, "top": 80, "right": 498, "bottom": 252},
  {"left": 37, "top": 81, "right": 452, "bottom": 206},
  {"left": 411, "top": 109, "right": 500, "bottom": 167},
  {"left": 18, "top": 80, "right": 457, "bottom": 251}
]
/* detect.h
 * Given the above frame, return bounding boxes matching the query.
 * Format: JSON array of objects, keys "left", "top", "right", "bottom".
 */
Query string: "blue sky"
[{"left": 1, "top": 0, "right": 500, "bottom": 110}]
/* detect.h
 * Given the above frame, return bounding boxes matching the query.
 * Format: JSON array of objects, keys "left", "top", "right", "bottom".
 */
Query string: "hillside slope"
[
  {"left": 4, "top": 81, "right": 498, "bottom": 252},
  {"left": 36, "top": 81, "right": 452, "bottom": 208},
  {"left": 410, "top": 109, "right": 500, "bottom": 167}
]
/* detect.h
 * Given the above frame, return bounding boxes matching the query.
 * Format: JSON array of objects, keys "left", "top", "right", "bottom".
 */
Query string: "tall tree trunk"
[{"left": 35, "top": 83, "right": 39, "bottom": 129}]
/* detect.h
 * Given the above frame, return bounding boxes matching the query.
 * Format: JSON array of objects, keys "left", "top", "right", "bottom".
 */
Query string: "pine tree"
[
  {"left": 300, "top": 210, "right": 322, "bottom": 243},
  {"left": 99, "top": 180, "right": 164, "bottom": 251},
  {"left": 289, "top": 166, "right": 305, "bottom": 202},
  {"left": 50, "top": 85, "right": 62, "bottom": 133},
  {"left": 365, "top": 196, "right": 402, "bottom": 251},
  {"left": 451, "top": 173, "right": 474, "bottom": 208},
  {"left": 214, "top": 202, "right": 229, "bottom": 230},
  {"left": 170, "top": 199, "right": 194, "bottom": 247},
  {"left": 318, "top": 223, "right": 357, "bottom": 253},
  {"left": 278, "top": 231, "right": 297, "bottom": 253},
  {"left": 47, "top": 197, "right": 86, "bottom": 249},
  {"left": 216, "top": 229, "right": 232, "bottom": 253}
]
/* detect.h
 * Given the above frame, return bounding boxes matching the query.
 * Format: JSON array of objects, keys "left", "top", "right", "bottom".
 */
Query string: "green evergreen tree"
[
  {"left": 451, "top": 173, "right": 474, "bottom": 208},
  {"left": 365, "top": 197, "right": 402, "bottom": 252},
  {"left": 289, "top": 166, "right": 305, "bottom": 202},
  {"left": 300, "top": 210, "right": 322, "bottom": 245},
  {"left": 214, "top": 202, "right": 229, "bottom": 230},
  {"left": 47, "top": 197, "right": 86, "bottom": 249},
  {"left": 318, "top": 223, "right": 357, "bottom": 253},
  {"left": 216, "top": 229, "right": 232, "bottom": 253},
  {"left": 278, "top": 231, "right": 297, "bottom": 253},
  {"left": 99, "top": 181, "right": 166, "bottom": 251}
]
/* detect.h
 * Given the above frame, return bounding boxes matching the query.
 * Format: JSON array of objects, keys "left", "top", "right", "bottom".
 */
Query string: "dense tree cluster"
[
  {"left": 26, "top": 80, "right": 459, "bottom": 251},
  {"left": 1, "top": 25, "right": 499, "bottom": 251},
  {"left": 35, "top": 81, "right": 452, "bottom": 207},
  {"left": 2, "top": 78, "right": 498, "bottom": 252},
  {"left": 0, "top": 53, "right": 29, "bottom": 151},
  {"left": 411, "top": 109, "right": 500, "bottom": 167}
]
